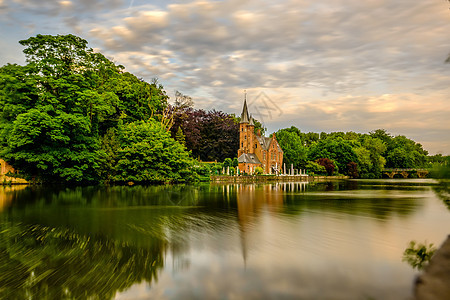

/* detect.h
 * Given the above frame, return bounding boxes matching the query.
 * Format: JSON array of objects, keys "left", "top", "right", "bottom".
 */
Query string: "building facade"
[
  {"left": 237, "top": 98, "right": 284, "bottom": 174},
  {"left": 0, "top": 159, "right": 15, "bottom": 176}
]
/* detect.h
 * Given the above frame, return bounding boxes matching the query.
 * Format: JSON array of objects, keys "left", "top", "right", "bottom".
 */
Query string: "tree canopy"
[
  {"left": 0, "top": 34, "right": 184, "bottom": 184},
  {"left": 272, "top": 125, "right": 433, "bottom": 178}
]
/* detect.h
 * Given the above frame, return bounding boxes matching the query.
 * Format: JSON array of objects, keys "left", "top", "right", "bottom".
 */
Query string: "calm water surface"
[{"left": 0, "top": 179, "right": 448, "bottom": 299}]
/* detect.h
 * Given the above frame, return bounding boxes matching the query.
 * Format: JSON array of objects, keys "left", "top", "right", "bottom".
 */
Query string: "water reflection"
[
  {"left": 0, "top": 222, "right": 165, "bottom": 299},
  {"left": 0, "top": 180, "right": 447, "bottom": 299},
  {"left": 432, "top": 181, "right": 450, "bottom": 210}
]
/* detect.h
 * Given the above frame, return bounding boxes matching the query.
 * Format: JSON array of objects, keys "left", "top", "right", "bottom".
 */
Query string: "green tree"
[
  {"left": 386, "top": 135, "right": 427, "bottom": 168},
  {"left": 308, "top": 138, "right": 358, "bottom": 175},
  {"left": 0, "top": 34, "right": 170, "bottom": 183},
  {"left": 276, "top": 128, "right": 307, "bottom": 169},
  {"left": 0, "top": 35, "right": 125, "bottom": 182},
  {"left": 305, "top": 161, "right": 326, "bottom": 175},
  {"left": 254, "top": 167, "right": 264, "bottom": 175},
  {"left": 223, "top": 158, "right": 233, "bottom": 168},
  {"left": 232, "top": 157, "right": 239, "bottom": 168},
  {"left": 175, "top": 126, "right": 186, "bottom": 146},
  {"left": 114, "top": 119, "right": 194, "bottom": 183},
  {"left": 355, "top": 136, "right": 386, "bottom": 178}
]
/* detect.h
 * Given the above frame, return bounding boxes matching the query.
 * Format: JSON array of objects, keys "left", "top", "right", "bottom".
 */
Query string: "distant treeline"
[{"left": 274, "top": 127, "right": 442, "bottom": 178}]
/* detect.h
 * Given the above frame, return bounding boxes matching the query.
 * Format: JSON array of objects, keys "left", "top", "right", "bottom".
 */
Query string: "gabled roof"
[
  {"left": 238, "top": 153, "right": 262, "bottom": 164},
  {"left": 256, "top": 135, "right": 272, "bottom": 151},
  {"left": 255, "top": 135, "right": 284, "bottom": 153}
]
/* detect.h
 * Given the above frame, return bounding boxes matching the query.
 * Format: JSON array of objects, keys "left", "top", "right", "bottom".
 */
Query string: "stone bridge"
[{"left": 382, "top": 168, "right": 429, "bottom": 179}]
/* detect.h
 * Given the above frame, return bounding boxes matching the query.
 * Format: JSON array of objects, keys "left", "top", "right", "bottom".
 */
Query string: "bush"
[
  {"left": 254, "top": 167, "right": 264, "bottom": 175},
  {"left": 306, "top": 161, "right": 326, "bottom": 175}
]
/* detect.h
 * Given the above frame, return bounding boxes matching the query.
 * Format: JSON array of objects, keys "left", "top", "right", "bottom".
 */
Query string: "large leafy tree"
[
  {"left": 308, "top": 137, "right": 358, "bottom": 175},
  {"left": 275, "top": 128, "right": 307, "bottom": 169},
  {"left": 0, "top": 35, "right": 121, "bottom": 182},
  {"left": 386, "top": 135, "right": 428, "bottom": 168},
  {"left": 355, "top": 135, "right": 386, "bottom": 178},
  {"left": 0, "top": 34, "right": 170, "bottom": 183},
  {"left": 114, "top": 120, "right": 195, "bottom": 183},
  {"left": 171, "top": 108, "right": 239, "bottom": 161}
]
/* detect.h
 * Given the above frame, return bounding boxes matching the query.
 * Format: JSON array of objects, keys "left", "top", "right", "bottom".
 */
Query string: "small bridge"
[{"left": 382, "top": 168, "right": 429, "bottom": 179}]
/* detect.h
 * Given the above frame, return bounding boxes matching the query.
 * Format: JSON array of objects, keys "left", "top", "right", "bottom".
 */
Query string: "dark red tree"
[
  {"left": 170, "top": 107, "right": 239, "bottom": 161},
  {"left": 316, "top": 158, "right": 335, "bottom": 176},
  {"left": 347, "top": 161, "right": 359, "bottom": 178}
]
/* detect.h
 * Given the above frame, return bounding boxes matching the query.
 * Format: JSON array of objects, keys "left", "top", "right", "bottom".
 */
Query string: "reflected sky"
[{"left": 0, "top": 180, "right": 448, "bottom": 299}]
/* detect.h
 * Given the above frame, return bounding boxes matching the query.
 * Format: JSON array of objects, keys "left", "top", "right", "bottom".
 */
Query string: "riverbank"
[
  {"left": 414, "top": 235, "right": 450, "bottom": 299},
  {"left": 0, "top": 175, "right": 28, "bottom": 185},
  {"left": 210, "top": 175, "right": 349, "bottom": 183}
]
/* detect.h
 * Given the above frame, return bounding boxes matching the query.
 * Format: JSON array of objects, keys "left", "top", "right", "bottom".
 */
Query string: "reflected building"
[
  {"left": 235, "top": 182, "right": 307, "bottom": 264},
  {"left": 0, "top": 185, "right": 27, "bottom": 212}
]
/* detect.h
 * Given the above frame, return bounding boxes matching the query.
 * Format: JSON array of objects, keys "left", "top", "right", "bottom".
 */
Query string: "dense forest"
[{"left": 0, "top": 34, "right": 448, "bottom": 184}]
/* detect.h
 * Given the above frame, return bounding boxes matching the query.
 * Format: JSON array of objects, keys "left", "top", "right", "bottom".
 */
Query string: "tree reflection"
[
  {"left": 432, "top": 181, "right": 450, "bottom": 211},
  {"left": 402, "top": 241, "right": 436, "bottom": 270},
  {"left": 0, "top": 222, "right": 166, "bottom": 299}
]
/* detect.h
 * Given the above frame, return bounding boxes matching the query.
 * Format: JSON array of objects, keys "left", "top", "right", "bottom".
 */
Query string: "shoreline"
[{"left": 210, "top": 175, "right": 349, "bottom": 183}]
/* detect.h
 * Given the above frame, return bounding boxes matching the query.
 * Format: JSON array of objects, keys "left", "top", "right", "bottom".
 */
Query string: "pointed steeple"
[
  {"left": 249, "top": 114, "right": 255, "bottom": 126},
  {"left": 240, "top": 91, "right": 250, "bottom": 124}
]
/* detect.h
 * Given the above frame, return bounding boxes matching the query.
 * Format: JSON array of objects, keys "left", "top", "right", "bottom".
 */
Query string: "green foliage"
[
  {"left": 369, "top": 130, "right": 428, "bottom": 169},
  {"left": 429, "top": 156, "right": 450, "bottom": 179},
  {"left": 114, "top": 120, "right": 195, "bottom": 183},
  {"left": 355, "top": 136, "right": 386, "bottom": 178},
  {"left": 223, "top": 158, "right": 233, "bottom": 168},
  {"left": 308, "top": 138, "right": 357, "bottom": 175},
  {"left": 232, "top": 157, "right": 239, "bottom": 168},
  {"left": 276, "top": 128, "right": 307, "bottom": 169},
  {"left": 272, "top": 127, "right": 430, "bottom": 178},
  {"left": 0, "top": 34, "right": 173, "bottom": 183},
  {"left": 98, "top": 128, "right": 120, "bottom": 182},
  {"left": 402, "top": 241, "right": 436, "bottom": 270},
  {"left": 306, "top": 161, "right": 326, "bottom": 175},
  {"left": 175, "top": 126, "right": 186, "bottom": 146},
  {"left": 254, "top": 167, "right": 264, "bottom": 175}
]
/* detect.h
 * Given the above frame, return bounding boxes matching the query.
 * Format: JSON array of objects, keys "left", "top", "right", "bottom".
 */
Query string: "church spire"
[
  {"left": 249, "top": 114, "right": 255, "bottom": 126},
  {"left": 240, "top": 91, "right": 250, "bottom": 123}
]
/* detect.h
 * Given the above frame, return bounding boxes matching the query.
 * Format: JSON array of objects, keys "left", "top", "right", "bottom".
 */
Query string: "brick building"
[
  {"left": 0, "top": 159, "right": 15, "bottom": 176},
  {"left": 237, "top": 98, "right": 283, "bottom": 174}
]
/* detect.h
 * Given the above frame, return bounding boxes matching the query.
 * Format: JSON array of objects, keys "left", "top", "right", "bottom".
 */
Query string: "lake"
[{"left": 0, "top": 179, "right": 448, "bottom": 299}]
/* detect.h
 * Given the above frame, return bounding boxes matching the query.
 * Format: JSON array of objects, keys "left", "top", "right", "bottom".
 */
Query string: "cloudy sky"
[{"left": 1, "top": 0, "right": 449, "bottom": 154}]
